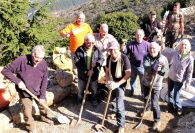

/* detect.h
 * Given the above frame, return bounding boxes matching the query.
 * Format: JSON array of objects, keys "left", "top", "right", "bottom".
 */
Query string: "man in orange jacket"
[{"left": 60, "top": 11, "right": 93, "bottom": 76}]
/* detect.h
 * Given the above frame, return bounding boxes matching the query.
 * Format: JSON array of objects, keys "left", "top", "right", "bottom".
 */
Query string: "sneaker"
[
  {"left": 118, "top": 127, "right": 125, "bottom": 133},
  {"left": 152, "top": 121, "right": 161, "bottom": 131}
]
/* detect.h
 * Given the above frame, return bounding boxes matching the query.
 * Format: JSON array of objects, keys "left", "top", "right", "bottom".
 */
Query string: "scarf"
[{"left": 109, "top": 53, "right": 123, "bottom": 79}]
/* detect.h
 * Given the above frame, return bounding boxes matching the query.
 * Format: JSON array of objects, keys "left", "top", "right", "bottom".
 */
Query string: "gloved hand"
[
  {"left": 105, "top": 81, "right": 119, "bottom": 90},
  {"left": 18, "top": 81, "right": 26, "bottom": 90},
  {"left": 153, "top": 63, "right": 163, "bottom": 71}
]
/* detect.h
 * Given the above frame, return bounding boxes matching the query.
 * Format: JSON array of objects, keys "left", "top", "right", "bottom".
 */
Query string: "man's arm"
[{"left": 1, "top": 57, "right": 23, "bottom": 84}]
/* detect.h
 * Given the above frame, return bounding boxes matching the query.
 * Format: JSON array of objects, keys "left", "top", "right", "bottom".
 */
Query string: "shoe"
[
  {"left": 41, "top": 115, "right": 54, "bottom": 125},
  {"left": 129, "top": 90, "right": 134, "bottom": 97},
  {"left": 152, "top": 121, "right": 161, "bottom": 131},
  {"left": 118, "top": 127, "right": 125, "bottom": 133}
]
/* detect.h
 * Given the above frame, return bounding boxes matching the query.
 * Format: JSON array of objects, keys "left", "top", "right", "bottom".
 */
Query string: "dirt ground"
[{"left": 5, "top": 83, "right": 186, "bottom": 133}]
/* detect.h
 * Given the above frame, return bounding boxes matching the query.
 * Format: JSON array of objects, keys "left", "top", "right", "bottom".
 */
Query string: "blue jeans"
[
  {"left": 110, "top": 87, "right": 125, "bottom": 128},
  {"left": 78, "top": 79, "right": 97, "bottom": 101},
  {"left": 168, "top": 78, "right": 183, "bottom": 110},
  {"left": 130, "top": 65, "right": 144, "bottom": 95},
  {"left": 143, "top": 85, "right": 161, "bottom": 122}
]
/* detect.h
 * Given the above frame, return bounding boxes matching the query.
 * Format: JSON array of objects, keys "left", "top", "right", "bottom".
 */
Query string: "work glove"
[
  {"left": 105, "top": 81, "right": 119, "bottom": 90},
  {"left": 18, "top": 81, "right": 26, "bottom": 90}
]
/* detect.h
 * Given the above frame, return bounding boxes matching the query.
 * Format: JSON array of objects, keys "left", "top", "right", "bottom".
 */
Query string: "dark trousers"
[
  {"left": 143, "top": 85, "right": 161, "bottom": 122},
  {"left": 168, "top": 78, "right": 183, "bottom": 110},
  {"left": 165, "top": 30, "right": 179, "bottom": 48},
  {"left": 110, "top": 87, "right": 125, "bottom": 128}
]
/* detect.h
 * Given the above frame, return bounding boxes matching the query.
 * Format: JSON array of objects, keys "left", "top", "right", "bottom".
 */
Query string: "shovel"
[
  {"left": 134, "top": 73, "right": 157, "bottom": 129},
  {"left": 23, "top": 87, "right": 70, "bottom": 124},
  {"left": 95, "top": 88, "right": 112, "bottom": 131},
  {"left": 70, "top": 76, "right": 92, "bottom": 127}
]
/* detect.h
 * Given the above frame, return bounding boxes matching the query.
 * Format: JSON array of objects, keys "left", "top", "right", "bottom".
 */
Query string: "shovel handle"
[
  {"left": 23, "top": 87, "right": 56, "bottom": 116},
  {"left": 101, "top": 88, "right": 112, "bottom": 125},
  {"left": 139, "top": 73, "right": 157, "bottom": 124},
  {"left": 78, "top": 76, "right": 92, "bottom": 119}
]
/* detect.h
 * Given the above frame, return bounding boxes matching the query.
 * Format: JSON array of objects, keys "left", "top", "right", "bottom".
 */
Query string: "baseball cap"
[{"left": 108, "top": 41, "right": 120, "bottom": 49}]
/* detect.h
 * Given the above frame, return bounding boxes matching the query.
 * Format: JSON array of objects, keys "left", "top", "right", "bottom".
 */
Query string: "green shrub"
[
  {"left": 0, "top": 0, "right": 66, "bottom": 65},
  {"left": 93, "top": 11, "right": 140, "bottom": 43}
]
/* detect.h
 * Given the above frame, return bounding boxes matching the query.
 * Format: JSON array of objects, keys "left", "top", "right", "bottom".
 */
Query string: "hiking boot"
[
  {"left": 152, "top": 121, "right": 161, "bottom": 131},
  {"left": 41, "top": 115, "right": 54, "bottom": 125},
  {"left": 118, "top": 127, "right": 125, "bottom": 133}
]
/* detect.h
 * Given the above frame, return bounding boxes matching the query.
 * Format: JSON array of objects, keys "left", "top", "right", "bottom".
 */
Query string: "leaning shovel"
[
  {"left": 70, "top": 76, "right": 92, "bottom": 127},
  {"left": 134, "top": 73, "right": 157, "bottom": 129},
  {"left": 23, "top": 87, "right": 70, "bottom": 124},
  {"left": 95, "top": 88, "right": 112, "bottom": 131}
]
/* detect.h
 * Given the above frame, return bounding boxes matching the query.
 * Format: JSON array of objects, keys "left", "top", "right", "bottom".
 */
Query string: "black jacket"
[{"left": 75, "top": 44, "right": 104, "bottom": 81}]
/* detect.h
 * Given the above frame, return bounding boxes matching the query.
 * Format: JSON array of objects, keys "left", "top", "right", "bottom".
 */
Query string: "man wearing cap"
[
  {"left": 164, "top": 2, "right": 184, "bottom": 48},
  {"left": 123, "top": 29, "right": 149, "bottom": 97},
  {"left": 142, "top": 11, "right": 163, "bottom": 42},
  {"left": 74, "top": 33, "right": 104, "bottom": 106},
  {"left": 105, "top": 41, "right": 131, "bottom": 133}
]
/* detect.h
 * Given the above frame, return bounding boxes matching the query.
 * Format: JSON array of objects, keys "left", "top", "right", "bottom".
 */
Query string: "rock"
[
  {"left": 47, "top": 85, "right": 71, "bottom": 105},
  {"left": 70, "top": 82, "right": 78, "bottom": 95},
  {"left": 55, "top": 70, "right": 73, "bottom": 88},
  {"left": 8, "top": 103, "right": 23, "bottom": 124},
  {"left": 0, "top": 110, "right": 12, "bottom": 132},
  {"left": 173, "top": 112, "right": 195, "bottom": 133}
]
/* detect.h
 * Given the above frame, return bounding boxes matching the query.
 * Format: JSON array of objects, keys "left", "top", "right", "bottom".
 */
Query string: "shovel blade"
[{"left": 56, "top": 114, "right": 70, "bottom": 124}]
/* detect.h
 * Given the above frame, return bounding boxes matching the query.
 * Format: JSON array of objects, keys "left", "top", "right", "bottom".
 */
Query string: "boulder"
[
  {"left": 55, "top": 70, "right": 73, "bottom": 88},
  {"left": 70, "top": 82, "right": 78, "bottom": 95},
  {"left": 46, "top": 85, "right": 71, "bottom": 105}
]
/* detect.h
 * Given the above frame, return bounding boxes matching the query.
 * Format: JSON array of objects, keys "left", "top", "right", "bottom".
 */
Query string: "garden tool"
[
  {"left": 23, "top": 87, "right": 70, "bottom": 124},
  {"left": 134, "top": 73, "right": 157, "bottom": 129},
  {"left": 95, "top": 87, "right": 112, "bottom": 132},
  {"left": 70, "top": 75, "right": 92, "bottom": 127}
]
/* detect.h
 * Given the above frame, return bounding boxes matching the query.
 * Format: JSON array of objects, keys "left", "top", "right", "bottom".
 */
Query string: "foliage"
[
  {"left": 93, "top": 11, "right": 140, "bottom": 43},
  {"left": 0, "top": 0, "right": 66, "bottom": 65}
]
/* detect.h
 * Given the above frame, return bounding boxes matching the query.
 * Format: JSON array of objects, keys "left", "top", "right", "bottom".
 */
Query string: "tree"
[
  {"left": 0, "top": 0, "right": 66, "bottom": 65},
  {"left": 93, "top": 11, "right": 140, "bottom": 43}
]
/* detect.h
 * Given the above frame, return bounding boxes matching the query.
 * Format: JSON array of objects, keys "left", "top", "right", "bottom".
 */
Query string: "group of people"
[{"left": 1, "top": 2, "right": 194, "bottom": 133}]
